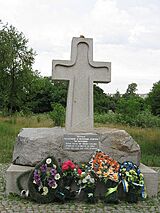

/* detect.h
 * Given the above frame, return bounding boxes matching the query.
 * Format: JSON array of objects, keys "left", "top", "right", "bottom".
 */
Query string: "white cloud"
[{"left": 0, "top": 0, "right": 160, "bottom": 93}]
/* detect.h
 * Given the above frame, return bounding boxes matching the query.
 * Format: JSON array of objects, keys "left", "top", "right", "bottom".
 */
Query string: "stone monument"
[
  {"left": 6, "top": 36, "right": 158, "bottom": 198},
  {"left": 52, "top": 36, "right": 111, "bottom": 132}
]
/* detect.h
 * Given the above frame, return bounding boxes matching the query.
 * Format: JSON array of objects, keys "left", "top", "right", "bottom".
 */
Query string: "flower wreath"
[
  {"left": 27, "top": 156, "right": 61, "bottom": 203},
  {"left": 89, "top": 150, "right": 120, "bottom": 182},
  {"left": 88, "top": 150, "right": 120, "bottom": 203},
  {"left": 119, "top": 161, "right": 146, "bottom": 203}
]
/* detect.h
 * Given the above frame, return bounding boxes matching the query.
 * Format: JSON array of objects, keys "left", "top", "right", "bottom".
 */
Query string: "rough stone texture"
[
  {"left": 52, "top": 37, "right": 111, "bottom": 132},
  {"left": 13, "top": 127, "right": 140, "bottom": 166},
  {"left": 6, "top": 163, "right": 158, "bottom": 198}
]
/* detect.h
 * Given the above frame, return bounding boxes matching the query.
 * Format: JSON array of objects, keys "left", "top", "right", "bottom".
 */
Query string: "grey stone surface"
[
  {"left": 6, "top": 164, "right": 32, "bottom": 195},
  {"left": 13, "top": 127, "right": 140, "bottom": 166},
  {"left": 52, "top": 37, "right": 111, "bottom": 132},
  {"left": 140, "top": 163, "right": 159, "bottom": 197},
  {"left": 6, "top": 163, "right": 158, "bottom": 198}
]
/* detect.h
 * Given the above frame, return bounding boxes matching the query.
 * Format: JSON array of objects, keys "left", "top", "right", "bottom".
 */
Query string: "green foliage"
[
  {"left": 146, "top": 81, "right": 160, "bottom": 116},
  {"left": 49, "top": 103, "right": 65, "bottom": 127},
  {"left": 94, "top": 110, "right": 160, "bottom": 128},
  {"left": 25, "top": 76, "right": 56, "bottom": 113},
  {"left": 94, "top": 84, "right": 112, "bottom": 113},
  {"left": 123, "top": 83, "right": 138, "bottom": 98},
  {"left": 0, "top": 21, "right": 36, "bottom": 114},
  {"left": 116, "top": 97, "right": 142, "bottom": 118}
]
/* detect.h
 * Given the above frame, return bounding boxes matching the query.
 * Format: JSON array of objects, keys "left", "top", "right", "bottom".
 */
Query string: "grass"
[
  {"left": 0, "top": 114, "right": 53, "bottom": 163},
  {"left": 95, "top": 123, "right": 160, "bottom": 166},
  {"left": 0, "top": 114, "right": 159, "bottom": 166}
]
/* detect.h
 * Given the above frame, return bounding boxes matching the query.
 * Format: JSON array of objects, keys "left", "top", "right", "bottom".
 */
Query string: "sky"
[{"left": 0, "top": 0, "right": 160, "bottom": 94}]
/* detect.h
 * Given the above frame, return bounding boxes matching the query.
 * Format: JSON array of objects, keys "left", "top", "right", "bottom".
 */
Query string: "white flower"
[
  {"left": 55, "top": 173, "right": 60, "bottom": 180},
  {"left": 82, "top": 178, "right": 87, "bottom": 184},
  {"left": 86, "top": 175, "right": 91, "bottom": 180},
  {"left": 42, "top": 186, "right": 48, "bottom": 195},
  {"left": 33, "top": 180, "right": 36, "bottom": 184},
  {"left": 46, "top": 158, "right": 52, "bottom": 164},
  {"left": 52, "top": 182, "right": 57, "bottom": 189},
  {"left": 90, "top": 178, "right": 95, "bottom": 183},
  {"left": 53, "top": 164, "right": 57, "bottom": 169},
  {"left": 88, "top": 193, "right": 93, "bottom": 197}
]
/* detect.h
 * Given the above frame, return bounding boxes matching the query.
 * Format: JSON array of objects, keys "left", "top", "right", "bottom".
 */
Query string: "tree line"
[{"left": 0, "top": 21, "right": 160, "bottom": 120}]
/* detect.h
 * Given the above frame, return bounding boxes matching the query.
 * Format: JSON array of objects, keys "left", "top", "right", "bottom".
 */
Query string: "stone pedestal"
[
  {"left": 13, "top": 127, "right": 140, "bottom": 166},
  {"left": 6, "top": 163, "right": 159, "bottom": 198}
]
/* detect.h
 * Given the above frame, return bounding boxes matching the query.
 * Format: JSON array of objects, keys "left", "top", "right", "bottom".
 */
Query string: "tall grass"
[
  {"left": 95, "top": 123, "right": 160, "bottom": 167},
  {"left": 0, "top": 114, "right": 52, "bottom": 163}
]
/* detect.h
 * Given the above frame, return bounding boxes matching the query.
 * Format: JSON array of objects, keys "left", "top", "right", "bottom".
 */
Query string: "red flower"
[
  {"left": 78, "top": 168, "right": 82, "bottom": 175},
  {"left": 62, "top": 160, "right": 76, "bottom": 171},
  {"left": 62, "top": 164, "right": 69, "bottom": 171}
]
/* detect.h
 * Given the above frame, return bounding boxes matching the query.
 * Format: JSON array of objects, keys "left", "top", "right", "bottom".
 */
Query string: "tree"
[
  {"left": 94, "top": 84, "right": 111, "bottom": 113},
  {"left": 123, "top": 83, "right": 138, "bottom": 98},
  {"left": 146, "top": 81, "right": 160, "bottom": 116},
  {"left": 0, "top": 21, "right": 36, "bottom": 114},
  {"left": 117, "top": 97, "right": 142, "bottom": 118}
]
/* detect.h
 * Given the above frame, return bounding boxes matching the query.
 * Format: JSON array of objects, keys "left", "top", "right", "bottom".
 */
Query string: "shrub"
[
  {"left": 94, "top": 110, "right": 160, "bottom": 128},
  {"left": 49, "top": 103, "right": 65, "bottom": 127}
]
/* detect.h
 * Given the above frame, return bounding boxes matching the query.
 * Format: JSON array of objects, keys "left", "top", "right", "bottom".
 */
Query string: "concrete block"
[
  {"left": 6, "top": 164, "right": 33, "bottom": 195},
  {"left": 139, "top": 163, "right": 159, "bottom": 197},
  {"left": 6, "top": 163, "right": 159, "bottom": 198}
]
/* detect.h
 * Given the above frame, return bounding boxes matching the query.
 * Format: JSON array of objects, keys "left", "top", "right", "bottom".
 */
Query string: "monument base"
[
  {"left": 12, "top": 127, "right": 141, "bottom": 166},
  {"left": 6, "top": 163, "right": 158, "bottom": 198}
]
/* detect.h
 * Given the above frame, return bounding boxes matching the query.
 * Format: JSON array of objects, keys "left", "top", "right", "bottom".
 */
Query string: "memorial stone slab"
[{"left": 63, "top": 133, "right": 99, "bottom": 150}]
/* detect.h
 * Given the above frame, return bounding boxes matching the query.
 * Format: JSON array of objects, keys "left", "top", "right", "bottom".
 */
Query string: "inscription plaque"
[{"left": 64, "top": 133, "right": 99, "bottom": 150}]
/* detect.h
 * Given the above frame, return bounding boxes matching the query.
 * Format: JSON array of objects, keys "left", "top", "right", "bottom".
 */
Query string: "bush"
[
  {"left": 94, "top": 110, "right": 160, "bottom": 128},
  {"left": 49, "top": 103, "right": 65, "bottom": 127}
]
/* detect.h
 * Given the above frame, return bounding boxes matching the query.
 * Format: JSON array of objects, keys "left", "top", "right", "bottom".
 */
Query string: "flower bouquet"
[
  {"left": 77, "top": 169, "right": 96, "bottom": 203},
  {"left": 57, "top": 160, "right": 82, "bottom": 201}
]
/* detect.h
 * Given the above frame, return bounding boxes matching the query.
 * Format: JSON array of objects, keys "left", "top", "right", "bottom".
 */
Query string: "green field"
[{"left": 0, "top": 114, "right": 159, "bottom": 166}]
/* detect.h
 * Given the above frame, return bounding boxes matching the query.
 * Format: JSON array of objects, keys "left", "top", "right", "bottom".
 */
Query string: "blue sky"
[{"left": 0, "top": 0, "right": 160, "bottom": 94}]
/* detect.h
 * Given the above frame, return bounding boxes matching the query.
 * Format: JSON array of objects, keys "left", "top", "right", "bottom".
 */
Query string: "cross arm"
[
  {"left": 91, "top": 61, "right": 111, "bottom": 83},
  {"left": 52, "top": 60, "right": 74, "bottom": 80}
]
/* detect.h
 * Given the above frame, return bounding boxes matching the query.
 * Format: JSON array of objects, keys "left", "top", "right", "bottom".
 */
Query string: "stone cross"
[{"left": 52, "top": 37, "right": 111, "bottom": 132}]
